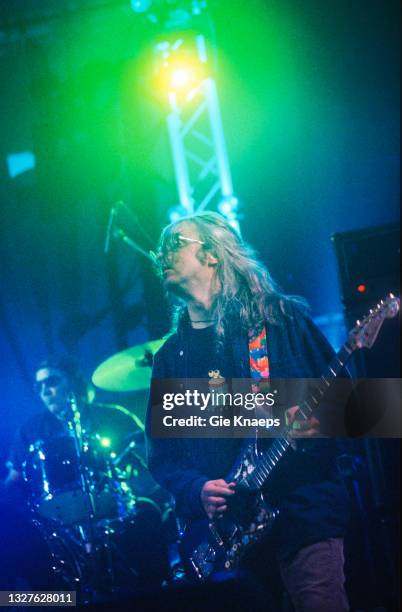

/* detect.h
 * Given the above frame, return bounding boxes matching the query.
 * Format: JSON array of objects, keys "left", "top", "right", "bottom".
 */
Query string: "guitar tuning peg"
[
  {"left": 369, "top": 309, "right": 373, "bottom": 314},
  {"left": 390, "top": 293, "right": 395, "bottom": 298},
  {"left": 380, "top": 299, "right": 384, "bottom": 304},
  {"left": 356, "top": 320, "right": 360, "bottom": 326}
]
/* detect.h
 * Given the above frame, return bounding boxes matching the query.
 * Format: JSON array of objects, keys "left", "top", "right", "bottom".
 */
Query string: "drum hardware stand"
[
  {"left": 112, "top": 440, "right": 138, "bottom": 471},
  {"left": 66, "top": 394, "right": 97, "bottom": 521},
  {"left": 112, "top": 438, "right": 149, "bottom": 481},
  {"left": 66, "top": 393, "right": 114, "bottom": 600},
  {"left": 33, "top": 518, "right": 83, "bottom": 589}
]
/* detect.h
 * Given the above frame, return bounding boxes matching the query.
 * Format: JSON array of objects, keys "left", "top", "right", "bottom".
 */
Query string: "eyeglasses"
[
  {"left": 150, "top": 234, "right": 205, "bottom": 265},
  {"left": 34, "top": 375, "right": 62, "bottom": 394}
]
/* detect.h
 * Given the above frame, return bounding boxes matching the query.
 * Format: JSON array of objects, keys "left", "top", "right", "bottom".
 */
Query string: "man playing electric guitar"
[{"left": 146, "top": 212, "right": 351, "bottom": 611}]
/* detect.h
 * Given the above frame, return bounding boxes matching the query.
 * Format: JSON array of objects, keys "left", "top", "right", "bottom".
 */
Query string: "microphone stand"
[
  {"left": 103, "top": 201, "right": 156, "bottom": 263},
  {"left": 114, "top": 200, "right": 155, "bottom": 248},
  {"left": 112, "top": 226, "right": 155, "bottom": 263}
]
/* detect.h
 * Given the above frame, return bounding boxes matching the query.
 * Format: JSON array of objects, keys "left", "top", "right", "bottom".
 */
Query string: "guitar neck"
[
  {"left": 243, "top": 342, "right": 353, "bottom": 490},
  {"left": 298, "top": 343, "right": 352, "bottom": 419},
  {"left": 242, "top": 294, "right": 400, "bottom": 490}
]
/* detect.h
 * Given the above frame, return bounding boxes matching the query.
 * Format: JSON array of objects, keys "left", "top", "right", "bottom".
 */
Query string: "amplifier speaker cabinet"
[{"left": 332, "top": 223, "right": 400, "bottom": 378}]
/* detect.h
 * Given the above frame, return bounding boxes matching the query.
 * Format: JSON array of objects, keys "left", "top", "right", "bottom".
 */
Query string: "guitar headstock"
[{"left": 347, "top": 293, "right": 400, "bottom": 351}]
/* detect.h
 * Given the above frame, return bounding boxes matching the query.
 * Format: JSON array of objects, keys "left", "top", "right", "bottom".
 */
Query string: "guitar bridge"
[{"left": 190, "top": 543, "right": 216, "bottom": 580}]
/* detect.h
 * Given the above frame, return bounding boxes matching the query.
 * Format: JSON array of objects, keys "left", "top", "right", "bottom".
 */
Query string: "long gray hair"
[{"left": 155, "top": 211, "right": 306, "bottom": 338}]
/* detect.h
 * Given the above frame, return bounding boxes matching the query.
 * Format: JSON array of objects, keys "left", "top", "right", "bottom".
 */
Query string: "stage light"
[
  {"left": 171, "top": 67, "right": 191, "bottom": 88},
  {"left": 99, "top": 436, "right": 111, "bottom": 448},
  {"left": 357, "top": 284, "right": 366, "bottom": 293},
  {"left": 154, "top": 40, "right": 207, "bottom": 102},
  {"left": 166, "top": 57, "right": 204, "bottom": 98}
]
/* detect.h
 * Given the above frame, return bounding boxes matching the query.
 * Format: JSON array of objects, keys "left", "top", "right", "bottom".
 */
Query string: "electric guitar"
[{"left": 180, "top": 294, "right": 400, "bottom": 580}]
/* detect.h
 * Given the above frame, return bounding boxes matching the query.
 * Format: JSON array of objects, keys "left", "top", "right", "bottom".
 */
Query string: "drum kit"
[{"left": 22, "top": 339, "right": 177, "bottom": 603}]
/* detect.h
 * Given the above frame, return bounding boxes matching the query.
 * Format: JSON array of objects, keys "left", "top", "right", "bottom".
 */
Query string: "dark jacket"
[{"left": 146, "top": 301, "right": 351, "bottom": 559}]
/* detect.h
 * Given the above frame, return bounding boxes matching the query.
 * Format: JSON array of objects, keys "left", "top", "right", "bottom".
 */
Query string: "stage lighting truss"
[{"left": 153, "top": 33, "right": 240, "bottom": 232}]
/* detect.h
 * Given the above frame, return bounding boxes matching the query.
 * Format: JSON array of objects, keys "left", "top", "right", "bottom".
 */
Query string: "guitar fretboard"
[{"left": 243, "top": 342, "right": 352, "bottom": 490}]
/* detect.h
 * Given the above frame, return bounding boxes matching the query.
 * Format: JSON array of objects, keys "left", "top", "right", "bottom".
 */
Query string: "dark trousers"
[{"left": 280, "top": 538, "right": 349, "bottom": 612}]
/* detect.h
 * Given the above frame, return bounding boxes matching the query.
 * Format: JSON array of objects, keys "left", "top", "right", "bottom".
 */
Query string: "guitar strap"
[
  {"left": 248, "top": 326, "right": 271, "bottom": 452},
  {"left": 248, "top": 325, "right": 270, "bottom": 393}
]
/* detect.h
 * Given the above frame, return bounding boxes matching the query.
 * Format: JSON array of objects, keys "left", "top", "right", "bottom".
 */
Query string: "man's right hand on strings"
[{"left": 200, "top": 479, "right": 236, "bottom": 520}]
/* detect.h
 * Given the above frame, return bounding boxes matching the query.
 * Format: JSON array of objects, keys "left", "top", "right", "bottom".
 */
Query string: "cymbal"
[{"left": 92, "top": 339, "right": 164, "bottom": 392}]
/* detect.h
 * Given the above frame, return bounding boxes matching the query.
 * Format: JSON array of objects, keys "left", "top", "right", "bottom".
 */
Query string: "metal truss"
[{"left": 158, "top": 34, "right": 240, "bottom": 232}]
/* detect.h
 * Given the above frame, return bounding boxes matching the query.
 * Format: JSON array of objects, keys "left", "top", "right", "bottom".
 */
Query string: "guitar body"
[{"left": 180, "top": 442, "right": 280, "bottom": 580}]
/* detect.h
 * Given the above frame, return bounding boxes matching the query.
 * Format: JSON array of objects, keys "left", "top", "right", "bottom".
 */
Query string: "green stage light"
[
  {"left": 153, "top": 39, "right": 209, "bottom": 103},
  {"left": 171, "top": 67, "right": 192, "bottom": 89},
  {"left": 99, "top": 436, "right": 112, "bottom": 448}
]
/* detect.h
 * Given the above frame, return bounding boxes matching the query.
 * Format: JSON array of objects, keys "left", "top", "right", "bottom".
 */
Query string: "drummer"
[
  {"left": 6, "top": 354, "right": 144, "bottom": 484},
  {"left": 3, "top": 354, "right": 169, "bottom": 593},
  {"left": 3, "top": 355, "right": 98, "bottom": 590}
]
